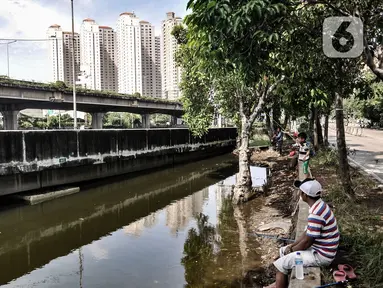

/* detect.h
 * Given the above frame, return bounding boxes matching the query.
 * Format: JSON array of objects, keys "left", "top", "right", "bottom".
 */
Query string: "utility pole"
[
  {"left": 2, "top": 40, "right": 17, "bottom": 77},
  {"left": 71, "top": 0, "right": 77, "bottom": 129}
]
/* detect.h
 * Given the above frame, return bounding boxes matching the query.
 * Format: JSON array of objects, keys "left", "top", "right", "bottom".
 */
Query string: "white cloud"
[
  {"left": 0, "top": 0, "right": 89, "bottom": 81},
  {"left": 0, "top": 0, "right": 90, "bottom": 39},
  {"left": 0, "top": 0, "right": 189, "bottom": 82},
  {"left": 87, "top": 242, "right": 109, "bottom": 261}
]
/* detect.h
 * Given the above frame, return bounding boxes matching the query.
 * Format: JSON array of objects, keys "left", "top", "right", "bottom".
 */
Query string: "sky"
[{"left": 0, "top": 0, "right": 189, "bottom": 82}]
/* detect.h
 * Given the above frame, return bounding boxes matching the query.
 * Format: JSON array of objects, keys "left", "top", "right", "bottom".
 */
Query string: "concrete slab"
[
  {"left": 289, "top": 267, "right": 320, "bottom": 288},
  {"left": 15, "top": 187, "right": 80, "bottom": 205},
  {"left": 288, "top": 200, "right": 321, "bottom": 288}
]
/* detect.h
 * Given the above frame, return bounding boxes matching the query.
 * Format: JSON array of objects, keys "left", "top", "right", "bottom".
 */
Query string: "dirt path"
[{"left": 237, "top": 149, "right": 299, "bottom": 287}]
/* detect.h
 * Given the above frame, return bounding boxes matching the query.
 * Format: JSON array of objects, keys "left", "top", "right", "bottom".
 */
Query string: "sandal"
[
  {"left": 333, "top": 270, "right": 347, "bottom": 282},
  {"left": 338, "top": 264, "right": 357, "bottom": 279}
]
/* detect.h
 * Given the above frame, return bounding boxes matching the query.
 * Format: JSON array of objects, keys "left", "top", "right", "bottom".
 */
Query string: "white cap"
[{"left": 293, "top": 179, "right": 322, "bottom": 197}]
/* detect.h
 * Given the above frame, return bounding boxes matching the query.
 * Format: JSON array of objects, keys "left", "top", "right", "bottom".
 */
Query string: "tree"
[
  {"left": 103, "top": 112, "right": 141, "bottom": 128},
  {"left": 175, "top": 0, "right": 289, "bottom": 204},
  {"left": 352, "top": 71, "right": 383, "bottom": 127},
  {"left": 305, "top": 0, "right": 383, "bottom": 80},
  {"left": 276, "top": 3, "right": 366, "bottom": 194},
  {"left": 150, "top": 114, "right": 171, "bottom": 126}
]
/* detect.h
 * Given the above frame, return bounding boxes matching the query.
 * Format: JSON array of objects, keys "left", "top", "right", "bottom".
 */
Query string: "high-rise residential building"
[
  {"left": 79, "top": 19, "right": 117, "bottom": 91},
  {"left": 155, "top": 36, "right": 162, "bottom": 98},
  {"left": 116, "top": 12, "right": 142, "bottom": 94},
  {"left": 140, "top": 20, "right": 156, "bottom": 98},
  {"left": 161, "top": 12, "right": 182, "bottom": 100},
  {"left": 47, "top": 24, "right": 80, "bottom": 85}
]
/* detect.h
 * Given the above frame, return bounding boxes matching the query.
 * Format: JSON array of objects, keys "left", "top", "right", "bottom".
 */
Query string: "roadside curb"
[
  {"left": 348, "top": 156, "right": 383, "bottom": 184},
  {"left": 288, "top": 200, "right": 321, "bottom": 288}
]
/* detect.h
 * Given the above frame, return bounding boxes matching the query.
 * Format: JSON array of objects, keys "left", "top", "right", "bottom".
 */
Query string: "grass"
[
  {"left": 311, "top": 150, "right": 383, "bottom": 288},
  {"left": 0, "top": 76, "right": 179, "bottom": 104},
  {"left": 249, "top": 134, "right": 270, "bottom": 147}
]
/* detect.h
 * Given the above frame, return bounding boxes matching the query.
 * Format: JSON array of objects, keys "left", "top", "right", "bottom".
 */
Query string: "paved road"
[{"left": 328, "top": 124, "right": 383, "bottom": 182}]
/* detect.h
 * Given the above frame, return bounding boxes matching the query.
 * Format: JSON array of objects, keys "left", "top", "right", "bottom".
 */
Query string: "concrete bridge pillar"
[
  {"left": 171, "top": 116, "right": 177, "bottom": 126},
  {"left": 141, "top": 114, "right": 150, "bottom": 128},
  {"left": 2, "top": 111, "right": 19, "bottom": 130},
  {"left": 91, "top": 112, "right": 105, "bottom": 129},
  {"left": 217, "top": 114, "right": 223, "bottom": 128}
]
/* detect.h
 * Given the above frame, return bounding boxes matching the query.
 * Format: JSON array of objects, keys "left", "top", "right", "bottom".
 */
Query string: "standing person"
[
  {"left": 296, "top": 132, "right": 311, "bottom": 179},
  {"left": 275, "top": 127, "right": 284, "bottom": 155},
  {"left": 265, "top": 179, "right": 339, "bottom": 288}
]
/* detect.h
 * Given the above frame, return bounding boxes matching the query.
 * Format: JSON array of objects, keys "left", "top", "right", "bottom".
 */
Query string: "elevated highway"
[{"left": 0, "top": 80, "right": 183, "bottom": 129}]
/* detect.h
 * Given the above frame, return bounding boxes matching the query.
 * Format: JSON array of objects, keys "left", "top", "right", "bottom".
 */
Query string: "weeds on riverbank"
[{"left": 311, "top": 150, "right": 383, "bottom": 288}]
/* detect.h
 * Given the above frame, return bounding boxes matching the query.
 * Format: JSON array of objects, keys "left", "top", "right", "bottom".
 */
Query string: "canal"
[{"left": 0, "top": 154, "right": 263, "bottom": 288}]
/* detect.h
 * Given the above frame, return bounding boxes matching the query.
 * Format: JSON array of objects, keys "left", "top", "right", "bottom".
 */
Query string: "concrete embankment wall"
[{"left": 0, "top": 128, "right": 237, "bottom": 196}]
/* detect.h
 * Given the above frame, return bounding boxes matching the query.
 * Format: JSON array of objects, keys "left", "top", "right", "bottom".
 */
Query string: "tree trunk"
[
  {"left": 335, "top": 93, "right": 354, "bottom": 196},
  {"left": 233, "top": 116, "right": 252, "bottom": 205},
  {"left": 283, "top": 114, "right": 289, "bottom": 130},
  {"left": 313, "top": 108, "right": 319, "bottom": 150},
  {"left": 315, "top": 112, "right": 324, "bottom": 148},
  {"left": 272, "top": 102, "right": 281, "bottom": 129},
  {"left": 266, "top": 112, "right": 273, "bottom": 140},
  {"left": 324, "top": 114, "right": 329, "bottom": 146},
  {"left": 309, "top": 108, "right": 315, "bottom": 139}
]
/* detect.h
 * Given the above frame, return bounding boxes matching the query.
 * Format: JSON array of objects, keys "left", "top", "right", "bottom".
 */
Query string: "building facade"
[
  {"left": 99, "top": 26, "right": 118, "bottom": 92},
  {"left": 161, "top": 12, "right": 182, "bottom": 100},
  {"left": 140, "top": 21, "right": 156, "bottom": 98},
  {"left": 47, "top": 24, "right": 80, "bottom": 85},
  {"left": 155, "top": 36, "right": 162, "bottom": 98},
  {"left": 116, "top": 12, "right": 142, "bottom": 94},
  {"left": 79, "top": 19, "right": 117, "bottom": 91}
]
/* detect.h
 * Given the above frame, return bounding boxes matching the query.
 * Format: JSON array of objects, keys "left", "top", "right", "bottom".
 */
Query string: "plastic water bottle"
[{"left": 295, "top": 252, "right": 304, "bottom": 280}]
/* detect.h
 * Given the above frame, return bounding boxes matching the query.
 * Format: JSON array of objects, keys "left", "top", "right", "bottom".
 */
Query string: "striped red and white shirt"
[{"left": 306, "top": 199, "right": 340, "bottom": 260}]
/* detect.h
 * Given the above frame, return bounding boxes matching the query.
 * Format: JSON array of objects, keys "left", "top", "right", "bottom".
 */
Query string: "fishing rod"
[
  {"left": 315, "top": 280, "right": 349, "bottom": 288},
  {"left": 251, "top": 232, "right": 295, "bottom": 243},
  {"left": 263, "top": 111, "right": 297, "bottom": 140},
  {"left": 225, "top": 229, "right": 295, "bottom": 243}
]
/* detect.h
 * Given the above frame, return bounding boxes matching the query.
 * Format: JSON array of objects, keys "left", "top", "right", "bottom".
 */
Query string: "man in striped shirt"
[{"left": 265, "top": 179, "right": 339, "bottom": 288}]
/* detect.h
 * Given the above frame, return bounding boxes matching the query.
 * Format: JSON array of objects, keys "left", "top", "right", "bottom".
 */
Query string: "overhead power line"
[{"left": 0, "top": 38, "right": 61, "bottom": 42}]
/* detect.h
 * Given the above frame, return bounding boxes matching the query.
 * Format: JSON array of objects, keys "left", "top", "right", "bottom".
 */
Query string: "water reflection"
[
  {"left": 0, "top": 155, "right": 264, "bottom": 288},
  {"left": 182, "top": 213, "right": 217, "bottom": 287},
  {"left": 166, "top": 189, "right": 209, "bottom": 236},
  {"left": 123, "top": 188, "right": 209, "bottom": 238},
  {"left": 182, "top": 192, "right": 262, "bottom": 288}
]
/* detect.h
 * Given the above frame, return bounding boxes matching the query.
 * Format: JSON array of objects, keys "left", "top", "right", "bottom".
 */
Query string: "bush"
[
  {"left": 311, "top": 149, "right": 338, "bottom": 167},
  {"left": 312, "top": 150, "right": 383, "bottom": 288},
  {"left": 0, "top": 77, "right": 179, "bottom": 104},
  {"left": 324, "top": 183, "right": 383, "bottom": 287},
  {"left": 298, "top": 122, "right": 309, "bottom": 132}
]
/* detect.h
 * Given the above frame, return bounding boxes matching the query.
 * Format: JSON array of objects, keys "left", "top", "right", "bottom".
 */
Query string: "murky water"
[{"left": 0, "top": 155, "right": 263, "bottom": 288}]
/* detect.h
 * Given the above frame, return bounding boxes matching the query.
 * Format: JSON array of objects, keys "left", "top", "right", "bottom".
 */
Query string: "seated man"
[{"left": 265, "top": 179, "right": 339, "bottom": 288}]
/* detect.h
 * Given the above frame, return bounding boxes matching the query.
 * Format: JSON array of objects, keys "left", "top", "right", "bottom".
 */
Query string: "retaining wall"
[{"left": 0, "top": 128, "right": 237, "bottom": 195}]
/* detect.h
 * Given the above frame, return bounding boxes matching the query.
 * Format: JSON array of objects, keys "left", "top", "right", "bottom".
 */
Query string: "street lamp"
[
  {"left": 0, "top": 40, "right": 17, "bottom": 77},
  {"left": 71, "top": 0, "right": 77, "bottom": 129}
]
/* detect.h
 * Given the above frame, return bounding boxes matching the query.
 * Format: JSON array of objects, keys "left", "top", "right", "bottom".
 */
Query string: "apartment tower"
[
  {"left": 155, "top": 36, "right": 162, "bottom": 98},
  {"left": 79, "top": 18, "right": 117, "bottom": 91},
  {"left": 47, "top": 24, "right": 80, "bottom": 85},
  {"left": 161, "top": 12, "right": 182, "bottom": 100},
  {"left": 116, "top": 12, "right": 142, "bottom": 94},
  {"left": 139, "top": 20, "right": 156, "bottom": 98}
]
